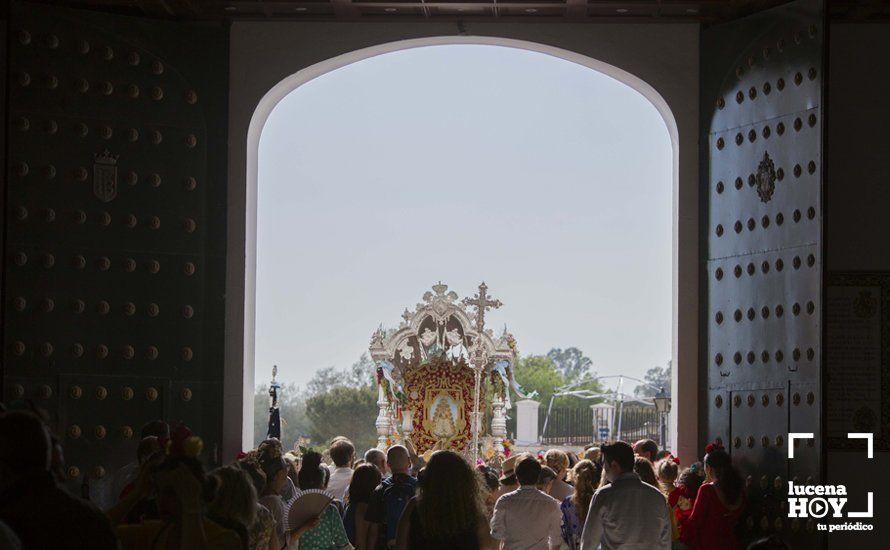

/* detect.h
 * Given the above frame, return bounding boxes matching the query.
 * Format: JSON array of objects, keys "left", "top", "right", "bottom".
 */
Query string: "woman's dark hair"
[
  {"left": 705, "top": 448, "right": 743, "bottom": 504},
  {"left": 566, "top": 452, "right": 579, "bottom": 470},
  {"left": 417, "top": 451, "right": 486, "bottom": 539},
  {"left": 476, "top": 465, "right": 499, "bottom": 492},
  {"left": 678, "top": 462, "right": 705, "bottom": 497},
  {"left": 347, "top": 463, "right": 382, "bottom": 505},
  {"left": 633, "top": 457, "right": 658, "bottom": 487},
  {"left": 298, "top": 450, "right": 326, "bottom": 490},
  {"left": 255, "top": 439, "right": 285, "bottom": 491}
]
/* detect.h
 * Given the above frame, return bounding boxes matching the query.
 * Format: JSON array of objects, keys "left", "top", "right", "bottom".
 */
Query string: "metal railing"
[{"left": 539, "top": 405, "right": 662, "bottom": 447}]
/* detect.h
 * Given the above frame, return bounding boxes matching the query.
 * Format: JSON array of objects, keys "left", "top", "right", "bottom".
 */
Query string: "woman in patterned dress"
[
  {"left": 559, "top": 459, "right": 601, "bottom": 550},
  {"left": 294, "top": 451, "right": 351, "bottom": 550}
]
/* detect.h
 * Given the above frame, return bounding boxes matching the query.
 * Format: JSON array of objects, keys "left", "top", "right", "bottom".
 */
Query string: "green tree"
[
  {"left": 506, "top": 353, "right": 603, "bottom": 437},
  {"left": 253, "top": 353, "right": 377, "bottom": 449},
  {"left": 346, "top": 353, "right": 376, "bottom": 388},
  {"left": 512, "top": 355, "right": 564, "bottom": 408},
  {"left": 298, "top": 353, "right": 378, "bottom": 449},
  {"left": 634, "top": 361, "right": 672, "bottom": 397},
  {"left": 305, "top": 385, "right": 378, "bottom": 450},
  {"left": 546, "top": 347, "right": 593, "bottom": 383},
  {"left": 306, "top": 353, "right": 375, "bottom": 397}
]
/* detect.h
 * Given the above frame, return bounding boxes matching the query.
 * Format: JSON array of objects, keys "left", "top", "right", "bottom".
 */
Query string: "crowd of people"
[{"left": 0, "top": 402, "right": 791, "bottom": 549}]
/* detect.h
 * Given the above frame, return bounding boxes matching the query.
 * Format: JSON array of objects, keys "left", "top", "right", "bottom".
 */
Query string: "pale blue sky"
[{"left": 256, "top": 44, "right": 672, "bottom": 390}]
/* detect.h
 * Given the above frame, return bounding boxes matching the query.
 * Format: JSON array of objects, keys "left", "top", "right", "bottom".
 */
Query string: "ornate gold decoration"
[
  {"left": 756, "top": 151, "right": 777, "bottom": 203},
  {"left": 423, "top": 384, "right": 467, "bottom": 441}
]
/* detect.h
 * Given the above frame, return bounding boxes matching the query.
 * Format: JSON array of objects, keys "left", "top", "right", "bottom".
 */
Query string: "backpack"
[{"left": 381, "top": 475, "right": 417, "bottom": 547}]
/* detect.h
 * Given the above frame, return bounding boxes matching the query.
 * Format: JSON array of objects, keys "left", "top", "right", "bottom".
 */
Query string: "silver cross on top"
[{"left": 462, "top": 282, "right": 502, "bottom": 334}]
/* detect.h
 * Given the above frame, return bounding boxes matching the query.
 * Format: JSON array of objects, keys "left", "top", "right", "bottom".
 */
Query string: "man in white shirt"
[
  {"left": 491, "top": 453, "right": 562, "bottom": 550},
  {"left": 581, "top": 441, "right": 671, "bottom": 550},
  {"left": 326, "top": 437, "right": 355, "bottom": 501}
]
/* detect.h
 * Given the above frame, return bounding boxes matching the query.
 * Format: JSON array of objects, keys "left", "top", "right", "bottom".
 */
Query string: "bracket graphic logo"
[{"left": 787, "top": 432, "right": 874, "bottom": 532}]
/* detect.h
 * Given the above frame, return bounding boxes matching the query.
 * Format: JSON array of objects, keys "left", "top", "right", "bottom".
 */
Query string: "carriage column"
[
  {"left": 375, "top": 384, "right": 393, "bottom": 449},
  {"left": 490, "top": 395, "right": 507, "bottom": 450}
]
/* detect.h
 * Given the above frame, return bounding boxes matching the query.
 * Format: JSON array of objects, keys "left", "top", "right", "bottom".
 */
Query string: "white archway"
[{"left": 236, "top": 35, "right": 689, "bottom": 459}]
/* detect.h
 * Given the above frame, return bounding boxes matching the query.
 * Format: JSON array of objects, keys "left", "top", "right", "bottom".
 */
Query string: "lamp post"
[{"left": 653, "top": 387, "right": 671, "bottom": 451}]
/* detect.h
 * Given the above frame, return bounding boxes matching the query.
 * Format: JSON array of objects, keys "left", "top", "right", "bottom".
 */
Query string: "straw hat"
[{"left": 499, "top": 455, "right": 518, "bottom": 482}]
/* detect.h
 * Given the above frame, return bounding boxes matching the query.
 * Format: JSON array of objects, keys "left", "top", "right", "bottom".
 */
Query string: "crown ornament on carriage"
[{"left": 369, "top": 282, "right": 513, "bottom": 366}]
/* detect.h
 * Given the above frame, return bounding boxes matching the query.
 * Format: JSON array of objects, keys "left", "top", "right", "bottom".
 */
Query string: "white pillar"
[
  {"left": 375, "top": 384, "right": 392, "bottom": 449},
  {"left": 590, "top": 403, "right": 615, "bottom": 442},
  {"left": 515, "top": 399, "right": 540, "bottom": 445},
  {"left": 491, "top": 396, "right": 507, "bottom": 449}
]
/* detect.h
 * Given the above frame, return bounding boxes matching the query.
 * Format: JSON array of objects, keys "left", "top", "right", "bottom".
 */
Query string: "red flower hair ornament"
[
  {"left": 162, "top": 422, "right": 204, "bottom": 459},
  {"left": 704, "top": 440, "right": 724, "bottom": 456}
]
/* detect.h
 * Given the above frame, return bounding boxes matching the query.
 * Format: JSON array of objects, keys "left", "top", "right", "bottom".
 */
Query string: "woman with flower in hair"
[
  {"left": 112, "top": 424, "right": 242, "bottom": 550},
  {"left": 687, "top": 446, "right": 746, "bottom": 550},
  {"left": 559, "top": 458, "right": 601, "bottom": 550},
  {"left": 674, "top": 462, "right": 705, "bottom": 547}
]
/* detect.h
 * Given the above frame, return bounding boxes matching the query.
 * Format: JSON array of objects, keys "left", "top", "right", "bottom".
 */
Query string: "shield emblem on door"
[{"left": 93, "top": 150, "right": 119, "bottom": 203}]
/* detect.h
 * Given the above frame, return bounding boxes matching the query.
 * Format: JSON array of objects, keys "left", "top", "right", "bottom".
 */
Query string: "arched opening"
[{"left": 236, "top": 36, "right": 688, "bottom": 458}]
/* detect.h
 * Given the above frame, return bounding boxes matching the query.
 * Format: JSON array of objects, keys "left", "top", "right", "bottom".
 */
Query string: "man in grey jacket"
[{"left": 580, "top": 441, "right": 671, "bottom": 550}]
